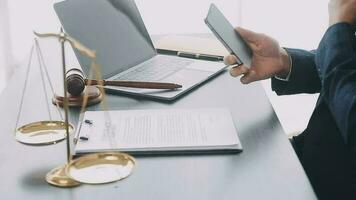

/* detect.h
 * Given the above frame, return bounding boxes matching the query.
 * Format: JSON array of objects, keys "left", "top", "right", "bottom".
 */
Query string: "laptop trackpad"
[
  {"left": 163, "top": 68, "right": 212, "bottom": 90},
  {"left": 141, "top": 68, "right": 212, "bottom": 96}
]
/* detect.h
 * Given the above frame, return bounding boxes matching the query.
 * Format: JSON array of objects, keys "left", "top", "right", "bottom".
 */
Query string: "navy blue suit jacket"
[{"left": 272, "top": 23, "right": 356, "bottom": 199}]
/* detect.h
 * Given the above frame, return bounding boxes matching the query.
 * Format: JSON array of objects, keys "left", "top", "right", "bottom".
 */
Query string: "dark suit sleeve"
[
  {"left": 315, "top": 23, "right": 356, "bottom": 144},
  {"left": 271, "top": 48, "right": 321, "bottom": 95}
]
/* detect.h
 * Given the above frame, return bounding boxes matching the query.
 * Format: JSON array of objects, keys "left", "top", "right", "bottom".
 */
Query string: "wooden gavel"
[{"left": 66, "top": 68, "right": 182, "bottom": 96}]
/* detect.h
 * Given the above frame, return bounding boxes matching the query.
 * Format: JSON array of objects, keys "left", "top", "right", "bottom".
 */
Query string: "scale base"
[
  {"left": 46, "top": 164, "right": 81, "bottom": 187},
  {"left": 52, "top": 86, "right": 103, "bottom": 107}
]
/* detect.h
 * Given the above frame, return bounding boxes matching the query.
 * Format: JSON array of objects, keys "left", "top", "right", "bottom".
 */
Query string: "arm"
[
  {"left": 316, "top": 23, "right": 356, "bottom": 143},
  {"left": 271, "top": 49, "right": 321, "bottom": 95}
]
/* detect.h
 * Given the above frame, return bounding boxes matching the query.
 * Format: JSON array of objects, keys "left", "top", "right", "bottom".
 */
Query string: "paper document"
[{"left": 75, "top": 108, "right": 242, "bottom": 154}]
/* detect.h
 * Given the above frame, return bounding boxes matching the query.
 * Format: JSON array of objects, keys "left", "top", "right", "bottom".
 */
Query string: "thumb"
[
  {"left": 235, "top": 27, "right": 260, "bottom": 50},
  {"left": 240, "top": 70, "right": 259, "bottom": 84}
]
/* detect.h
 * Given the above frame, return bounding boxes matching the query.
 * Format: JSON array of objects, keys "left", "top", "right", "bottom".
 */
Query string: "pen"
[
  {"left": 198, "top": 54, "right": 224, "bottom": 61},
  {"left": 177, "top": 51, "right": 223, "bottom": 61},
  {"left": 156, "top": 49, "right": 224, "bottom": 62},
  {"left": 85, "top": 79, "right": 182, "bottom": 90}
]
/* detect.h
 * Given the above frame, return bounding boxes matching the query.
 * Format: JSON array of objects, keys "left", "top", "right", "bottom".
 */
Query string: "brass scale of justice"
[{"left": 14, "top": 29, "right": 143, "bottom": 187}]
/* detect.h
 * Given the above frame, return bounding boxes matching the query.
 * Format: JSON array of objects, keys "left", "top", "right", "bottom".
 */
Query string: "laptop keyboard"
[{"left": 114, "top": 56, "right": 193, "bottom": 81}]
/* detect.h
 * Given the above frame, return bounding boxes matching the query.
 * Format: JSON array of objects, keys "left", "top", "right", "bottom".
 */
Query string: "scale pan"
[
  {"left": 66, "top": 152, "right": 135, "bottom": 184},
  {"left": 15, "top": 121, "right": 73, "bottom": 146}
]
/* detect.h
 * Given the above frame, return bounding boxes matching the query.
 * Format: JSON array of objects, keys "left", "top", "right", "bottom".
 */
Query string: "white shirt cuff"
[{"left": 274, "top": 52, "right": 292, "bottom": 81}]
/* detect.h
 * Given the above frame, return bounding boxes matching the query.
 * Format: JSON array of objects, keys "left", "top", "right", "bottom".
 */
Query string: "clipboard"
[
  {"left": 74, "top": 108, "right": 243, "bottom": 156},
  {"left": 153, "top": 35, "right": 229, "bottom": 62}
]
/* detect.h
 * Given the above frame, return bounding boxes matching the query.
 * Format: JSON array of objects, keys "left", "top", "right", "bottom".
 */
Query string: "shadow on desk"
[{"left": 20, "top": 167, "right": 52, "bottom": 188}]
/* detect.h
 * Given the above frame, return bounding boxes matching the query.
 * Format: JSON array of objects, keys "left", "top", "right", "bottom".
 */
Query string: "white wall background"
[
  {"left": 1, "top": 0, "right": 329, "bottom": 134},
  {"left": 136, "top": 0, "right": 241, "bottom": 34},
  {"left": 0, "top": 0, "right": 13, "bottom": 92},
  {"left": 241, "top": 0, "right": 328, "bottom": 134}
]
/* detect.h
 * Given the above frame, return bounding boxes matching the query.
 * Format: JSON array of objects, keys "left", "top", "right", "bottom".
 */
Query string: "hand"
[
  {"left": 329, "top": 0, "right": 356, "bottom": 26},
  {"left": 224, "top": 27, "right": 291, "bottom": 84}
]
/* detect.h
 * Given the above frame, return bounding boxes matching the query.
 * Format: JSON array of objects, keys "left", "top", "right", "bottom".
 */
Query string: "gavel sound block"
[{"left": 52, "top": 68, "right": 103, "bottom": 107}]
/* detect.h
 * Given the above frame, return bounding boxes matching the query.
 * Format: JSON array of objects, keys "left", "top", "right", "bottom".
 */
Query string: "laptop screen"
[{"left": 54, "top": 0, "right": 156, "bottom": 79}]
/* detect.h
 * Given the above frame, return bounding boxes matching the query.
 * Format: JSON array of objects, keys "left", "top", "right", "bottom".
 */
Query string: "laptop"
[{"left": 54, "top": 0, "right": 227, "bottom": 100}]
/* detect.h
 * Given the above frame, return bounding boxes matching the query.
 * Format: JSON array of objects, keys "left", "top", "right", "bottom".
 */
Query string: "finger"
[
  {"left": 224, "top": 55, "right": 238, "bottom": 65},
  {"left": 235, "top": 27, "right": 260, "bottom": 50},
  {"left": 229, "top": 65, "right": 249, "bottom": 77},
  {"left": 235, "top": 27, "right": 260, "bottom": 43},
  {"left": 240, "top": 70, "right": 259, "bottom": 84}
]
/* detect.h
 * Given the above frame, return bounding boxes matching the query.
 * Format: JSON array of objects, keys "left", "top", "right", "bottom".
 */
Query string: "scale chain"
[
  {"left": 35, "top": 39, "right": 53, "bottom": 121},
  {"left": 14, "top": 44, "right": 34, "bottom": 132},
  {"left": 35, "top": 39, "right": 63, "bottom": 120}
]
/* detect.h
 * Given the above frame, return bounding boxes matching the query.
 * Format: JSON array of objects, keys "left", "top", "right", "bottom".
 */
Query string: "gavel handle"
[{"left": 85, "top": 79, "right": 182, "bottom": 90}]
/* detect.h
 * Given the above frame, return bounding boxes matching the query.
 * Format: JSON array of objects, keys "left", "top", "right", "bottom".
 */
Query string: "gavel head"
[{"left": 66, "top": 68, "right": 85, "bottom": 96}]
